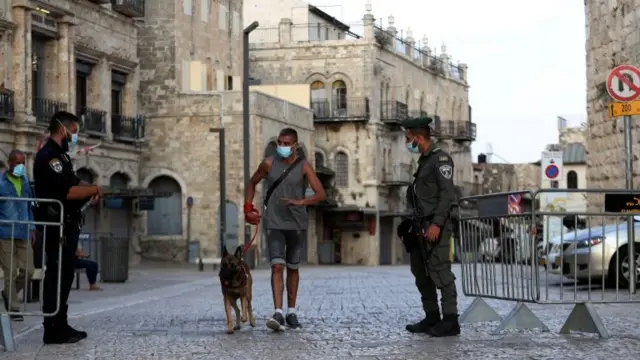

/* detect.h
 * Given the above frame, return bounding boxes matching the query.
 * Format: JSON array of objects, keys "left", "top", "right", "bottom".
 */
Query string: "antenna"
[{"left": 485, "top": 142, "right": 493, "bottom": 163}]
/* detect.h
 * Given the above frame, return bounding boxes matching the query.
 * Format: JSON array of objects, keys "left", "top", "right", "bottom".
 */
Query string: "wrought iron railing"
[
  {"left": 0, "top": 89, "right": 15, "bottom": 120},
  {"left": 78, "top": 107, "right": 107, "bottom": 135},
  {"left": 33, "top": 98, "right": 68, "bottom": 126},
  {"left": 111, "top": 0, "right": 144, "bottom": 17},
  {"left": 311, "top": 98, "right": 370, "bottom": 121},
  {"left": 111, "top": 114, "right": 145, "bottom": 141},
  {"left": 434, "top": 120, "right": 476, "bottom": 141},
  {"left": 381, "top": 100, "right": 408, "bottom": 123}
]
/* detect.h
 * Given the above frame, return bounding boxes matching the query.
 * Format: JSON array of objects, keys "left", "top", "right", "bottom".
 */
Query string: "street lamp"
[{"left": 243, "top": 21, "right": 259, "bottom": 267}]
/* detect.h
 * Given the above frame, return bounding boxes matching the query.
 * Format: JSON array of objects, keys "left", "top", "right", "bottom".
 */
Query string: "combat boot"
[
  {"left": 427, "top": 314, "right": 461, "bottom": 337},
  {"left": 405, "top": 311, "right": 441, "bottom": 333}
]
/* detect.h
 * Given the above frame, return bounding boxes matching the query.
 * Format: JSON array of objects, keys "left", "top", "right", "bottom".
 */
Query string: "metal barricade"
[
  {"left": 458, "top": 189, "right": 640, "bottom": 339},
  {"left": 0, "top": 197, "right": 64, "bottom": 352}
]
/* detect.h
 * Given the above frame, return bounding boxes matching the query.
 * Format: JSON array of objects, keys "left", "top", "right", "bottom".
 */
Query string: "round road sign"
[
  {"left": 544, "top": 164, "right": 559, "bottom": 180},
  {"left": 508, "top": 204, "right": 521, "bottom": 215},
  {"left": 508, "top": 193, "right": 521, "bottom": 205},
  {"left": 607, "top": 64, "right": 640, "bottom": 102}
]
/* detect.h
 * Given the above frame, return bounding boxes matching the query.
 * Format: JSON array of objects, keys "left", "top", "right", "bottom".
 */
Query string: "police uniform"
[
  {"left": 33, "top": 137, "right": 85, "bottom": 339},
  {"left": 399, "top": 117, "right": 460, "bottom": 337}
]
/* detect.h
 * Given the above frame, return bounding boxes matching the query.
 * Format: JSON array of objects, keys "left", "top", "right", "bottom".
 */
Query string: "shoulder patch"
[
  {"left": 49, "top": 158, "right": 63, "bottom": 173},
  {"left": 439, "top": 164, "right": 453, "bottom": 179},
  {"left": 439, "top": 156, "right": 449, "bottom": 162}
]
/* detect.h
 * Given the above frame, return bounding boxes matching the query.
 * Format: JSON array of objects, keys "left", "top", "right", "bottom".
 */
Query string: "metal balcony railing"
[
  {"left": 311, "top": 98, "right": 370, "bottom": 122},
  {"left": 78, "top": 107, "right": 107, "bottom": 136},
  {"left": 0, "top": 89, "right": 15, "bottom": 121},
  {"left": 433, "top": 119, "right": 477, "bottom": 141},
  {"left": 111, "top": 0, "right": 144, "bottom": 17},
  {"left": 381, "top": 100, "right": 408, "bottom": 124},
  {"left": 111, "top": 114, "right": 145, "bottom": 141},
  {"left": 33, "top": 98, "right": 68, "bottom": 126}
]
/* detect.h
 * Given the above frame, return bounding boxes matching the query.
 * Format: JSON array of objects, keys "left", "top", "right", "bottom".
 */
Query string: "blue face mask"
[
  {"left": 276, "top": 146, "right": 292, "bottom": 158},
  {"left": 11, "top": 164, "right": 25, "bottom": 177},
  {"left": 70, "top": 133, "right": 79, "bottom": 145},
  {"left": 406, "top": 139, "right": 420, "bottom": 153}
]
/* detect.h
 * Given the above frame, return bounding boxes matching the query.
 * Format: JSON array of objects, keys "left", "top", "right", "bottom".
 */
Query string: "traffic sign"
[
  {"left": 508, "top": 193, "right": 521, "bottom": 205},
  {"left": 608, "top": 100, "right": 640, "bottom": 118},
  {"left": 541, "top": 151, "right": 563, "bottom": 181},
  {"left": 607, "top": 64, "right": 640, "bottom": 102},
  {"left": 508, "top": 204, "right": 521, "bottom": 214}
]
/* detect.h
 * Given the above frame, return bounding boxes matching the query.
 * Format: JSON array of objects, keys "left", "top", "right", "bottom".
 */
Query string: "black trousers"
[{"left": 39, "top": 223, "right": 79, "bottom": 328}]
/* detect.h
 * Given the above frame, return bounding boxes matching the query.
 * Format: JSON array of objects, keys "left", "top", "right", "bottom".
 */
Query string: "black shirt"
[{"left": 33, "top": 138, "right": 81, "bottom": 218}]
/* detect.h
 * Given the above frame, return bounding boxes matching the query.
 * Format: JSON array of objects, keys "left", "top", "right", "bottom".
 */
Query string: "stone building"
[
  {"left": 585, "top": 0, "right": 638, "bottom": 201},
  {"left": 247, "top": 2, "right": 476, "bottom": 265},
  {"left": 0, "top": 0, "right": 146, "bottom": 251},
  {"left": 137, "top": 0, "right": 314, "bottom": 262}
]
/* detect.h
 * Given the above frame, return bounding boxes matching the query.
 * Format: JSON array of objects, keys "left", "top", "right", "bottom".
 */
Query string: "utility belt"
[{"left": 36, "top": 204, "right": 84, "bottom": 229}]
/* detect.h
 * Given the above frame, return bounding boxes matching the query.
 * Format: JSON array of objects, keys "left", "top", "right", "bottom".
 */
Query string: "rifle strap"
[{"left": 264, "top": 157, "right": 304, "bottom": 209}]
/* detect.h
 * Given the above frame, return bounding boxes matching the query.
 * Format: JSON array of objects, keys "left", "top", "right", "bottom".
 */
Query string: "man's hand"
[
  {"left": 282, "top": 198, "right": 305, "bottom": 206},
  {"left": 90, "top": 194, "right": 101, "bottom": 205},
  {"left": 244, "top": 203, "right": 260, "bottom": 225},
  {"left": 425, "top": 224, "right": 441, "bottom": 242}
]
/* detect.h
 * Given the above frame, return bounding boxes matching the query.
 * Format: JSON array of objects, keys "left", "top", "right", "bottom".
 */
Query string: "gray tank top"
[{"left": 263, "top": 157, "right": 308, "bottom": 230}]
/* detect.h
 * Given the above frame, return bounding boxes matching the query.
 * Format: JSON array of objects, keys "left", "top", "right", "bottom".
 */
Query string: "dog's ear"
[
  {"left": 234, "top": 246, "right": 243, "bottom": 258},
  {"left": 222, "top": 246, "right": 229, "bottom": 257}
]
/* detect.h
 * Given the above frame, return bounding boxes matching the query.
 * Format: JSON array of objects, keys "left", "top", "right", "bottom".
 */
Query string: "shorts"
[{"left": 266, "top": 229, "right": 303, "bottom": 269}]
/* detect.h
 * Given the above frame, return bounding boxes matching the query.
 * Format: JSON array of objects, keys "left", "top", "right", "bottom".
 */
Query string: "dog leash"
[{"left": 241, "top": 225, "right": 259, "bottom": 255}]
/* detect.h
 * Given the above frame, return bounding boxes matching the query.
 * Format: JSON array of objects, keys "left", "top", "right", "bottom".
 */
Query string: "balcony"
[
  {"left": 78, "top": 107, "right": 107, "bottom": 137},
  {"left": 381, "top": 101, "right": 408, "bottom": 125},
  {"left": 311, "top": 98, "right": 370, "bottom": 123},
  {"left": 433, "top": 120, "right": 476, "bottom": 141},
  {"left": 111, "top": 114, "right": 145, "bottom": 142},
  {"left": 381, "top": 163, "right": 413, "bottom": 186},
  {"left": 111, "top": 0, "right": 145, "bottom": 18},
  {"left": 33, "top": 98, "right": 68, "bottom": 126},
  {"left": 409, "top": 110, "right": 428, "bottom": 119},
  {"left": 0, "top": 89, "right": 15, "bottom": 121}
]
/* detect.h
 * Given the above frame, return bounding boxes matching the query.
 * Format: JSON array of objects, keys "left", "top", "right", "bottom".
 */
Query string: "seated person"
[{"left": 75, "top": 248, "right": 102, "bottom": 291}]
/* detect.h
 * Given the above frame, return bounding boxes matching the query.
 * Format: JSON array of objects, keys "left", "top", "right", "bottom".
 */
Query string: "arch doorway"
[
  {"left": 109, "top": 172, "right": 132, "bottom": 239},
  {"left": 76, "top": 168, "right": 97, "bottom": 234},
  {"left": 147, "top": 176, "right": 183, "bottom": 236}
]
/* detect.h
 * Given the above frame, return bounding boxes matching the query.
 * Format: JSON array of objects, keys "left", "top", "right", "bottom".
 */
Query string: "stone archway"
[{"left": 146, "top": 175, "right": 182, "bottom": 236}]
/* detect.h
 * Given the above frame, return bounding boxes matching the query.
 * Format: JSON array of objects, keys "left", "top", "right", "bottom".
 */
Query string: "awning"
[{"left": 103, "top": 186, "right": 174, "bottom": 199}]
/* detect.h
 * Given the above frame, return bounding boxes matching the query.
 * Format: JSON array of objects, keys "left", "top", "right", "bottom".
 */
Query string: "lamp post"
[{"left": 243, "top": 21, "right": 259, "bottom": 267}]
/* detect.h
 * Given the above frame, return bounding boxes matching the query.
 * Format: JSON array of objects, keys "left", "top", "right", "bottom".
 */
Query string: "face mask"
[
  {"left": 11, "top": 164, "right": 25, "bottom": 177},
  {"left": 70, "top": 133, "right": 79, "bottom": 145},
  {"left": 406, "top": 139, "right": 420, "bottom": 153},
  {"left": 276, "top": 146, "right": 292, "bottom": 158}
]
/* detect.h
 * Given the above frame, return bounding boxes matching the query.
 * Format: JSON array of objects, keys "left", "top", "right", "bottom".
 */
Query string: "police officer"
[
  {"left": 397, "top": 117, "right": 460, "bottom": 337},
  {"left": 33, "top": 111, "right": 104, "bottom": 344}
]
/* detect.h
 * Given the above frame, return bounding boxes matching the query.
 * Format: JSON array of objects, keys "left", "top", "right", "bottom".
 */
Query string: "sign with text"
[
  {"left": 604, "top": 193, "right": 640, "bottom": 213},
  {"left": 608, "top": 100, "right": 640, "bottom": 118}
]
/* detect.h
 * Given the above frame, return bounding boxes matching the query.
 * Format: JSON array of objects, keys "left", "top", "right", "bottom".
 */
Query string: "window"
[
  {"left": 218, "top": 4, "right": 227, "bottom": 30},
  {"left": 200, "top": 0, "right": 209, "bottom": 21},
  {"left": 334, "top": 151, "right": 348, "bottom": 187},
  {"left": 181, "top": 61, "right": 210, "bottom": 92},
  {"left": 315, "top": 152, "right": 324, "bottom": 168},
  {"left": 332, "top": 80, "right": 347, "bottom": 110},
  {"left": 226, "top": 75, "right": 233, "bottom": 90},
  {"left": 311, "top": 81, "right": 326, "bottom": 101},
  {"left": 184, "top": 0, "right": 192, "bottom": 15},
  {"left": 567, "top": 170, "right": 578, "bottom": 189},
  {"left": 76, "top": 60, "right": 92, "bottom": 114},
  {"left": 111, "top": 71, "right": 127, "bottom": 116}
]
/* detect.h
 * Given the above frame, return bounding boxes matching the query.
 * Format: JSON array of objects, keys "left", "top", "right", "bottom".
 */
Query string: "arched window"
[
  {"left": 311, "top": 81, "right": 326, "bottom": 102},
  {"left": 147, "top": 175, "right": 182, "bottom": 236},
  {"left": 567, "top": 170, "right": 578, "bottom": 189},
  {"left": 315, "top": 152, "right": 324, "bottom": 168},
  {"left": 76, "top": 168, "right": 94, "bottom": 184},
  {"left": 332, "top": 80, "right": 347, "bottom": 110},
  {"left": 110, "top": 172, "right": 130, "bottom": 189},
  {"left": 334, "top": 151, "right": 348, "bottom": 187}
]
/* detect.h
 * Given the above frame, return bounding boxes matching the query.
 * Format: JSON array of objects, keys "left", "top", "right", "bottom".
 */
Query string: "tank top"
[{"left": 263, "top": 157, "right": 308, "bottom": 230}]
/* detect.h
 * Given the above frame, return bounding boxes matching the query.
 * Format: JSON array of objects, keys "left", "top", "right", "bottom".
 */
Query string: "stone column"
[
  {"left": 57, "top": 16, "right": 77, "bottom": 111},
  {"left": 405, "top": 28, "right": 414, "bottom": 58},
  {"left": 459, "top": 63, "right": 468, "bottom": 82},
  {"left": 10, "top": 2, "right": 33, "bottom": 121},
  {"left": 439, "top": 43, "right": 450, "bottom": 77},
  {"left": 362, "top": 0, "right": 374, "bottom": 41},
  {"left": 278, "top": 18, "right": 292, "bottom": 44},
  {"left": 421, "top": 35, "right": 431, "bottom": 68}
]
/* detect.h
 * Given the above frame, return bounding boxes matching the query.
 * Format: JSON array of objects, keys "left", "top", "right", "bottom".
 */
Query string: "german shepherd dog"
[{"left": 219, "top": 246, "right": 256, "bottom": 334}]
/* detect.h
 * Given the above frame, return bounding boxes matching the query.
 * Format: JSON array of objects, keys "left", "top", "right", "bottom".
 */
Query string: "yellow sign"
[
  {"left": 539, "top": 258, "right": 546, "bottom": 266},
  {"left": 608, "top": 101, "right": 640, "bottom": 118}
]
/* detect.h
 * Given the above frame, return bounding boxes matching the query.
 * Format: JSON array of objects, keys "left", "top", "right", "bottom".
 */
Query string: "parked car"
[{"left": 541, "top": 222, "right": 640, "bottom": 287}]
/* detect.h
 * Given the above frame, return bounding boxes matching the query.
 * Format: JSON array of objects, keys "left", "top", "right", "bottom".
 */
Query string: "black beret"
[
  {"left": 48, "top": 111, "right": 80, "bottom": 131},
  {"left": 401, "top": 117, "right": 433, "bottom": 129}
]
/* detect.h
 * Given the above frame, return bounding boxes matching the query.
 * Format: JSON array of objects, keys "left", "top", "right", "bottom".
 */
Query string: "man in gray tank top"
[{"left": 244, "top": 128, "right": 326, "bottom": 331}]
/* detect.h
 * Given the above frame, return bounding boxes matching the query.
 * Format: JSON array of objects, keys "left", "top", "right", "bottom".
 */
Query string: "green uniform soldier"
[{"left": 397, "top": 116, "right": 460, "bottom": 337}]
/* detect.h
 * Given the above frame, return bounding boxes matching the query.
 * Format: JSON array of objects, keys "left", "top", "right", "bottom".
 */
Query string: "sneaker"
[
  {"left": 285, "top": 313, "right": 301, "bottom": 329},
  {"left": 266, "top": 312, "right": 286, "bottom": 331},
  {"left": 43, "top": 327, "right": 85, "bottom": 345}
]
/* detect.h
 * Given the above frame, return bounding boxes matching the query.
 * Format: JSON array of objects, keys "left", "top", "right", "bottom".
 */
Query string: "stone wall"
[
  {"left": 559, "top": 125, "right": 587, "bottom": 146},
  {"left": 585, "top": 0, "right": 640, "bottom": 206}
]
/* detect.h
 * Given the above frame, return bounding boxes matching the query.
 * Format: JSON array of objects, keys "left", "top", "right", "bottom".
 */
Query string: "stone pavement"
[{"left": 2, "top": 265, "right": 640, "bottom": 359}]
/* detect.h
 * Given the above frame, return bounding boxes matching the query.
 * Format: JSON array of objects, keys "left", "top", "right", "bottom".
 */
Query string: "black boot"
[
  {"left": 427, "top": 314, "right": 461, "bottom": 337},
  {"left": 406, "top": 311, "right": 441, "bottom": 333},
  {"left": 43, "top": 319, "right": 85, "bottom": 345},
  {"left": 59, "top": 305, "right": 88, "bottom": 339}
]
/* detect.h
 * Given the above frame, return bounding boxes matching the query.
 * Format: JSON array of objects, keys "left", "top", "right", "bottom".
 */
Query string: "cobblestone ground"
[{"left": 2, "top": 265, "right": 640, "bottom": 359}]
